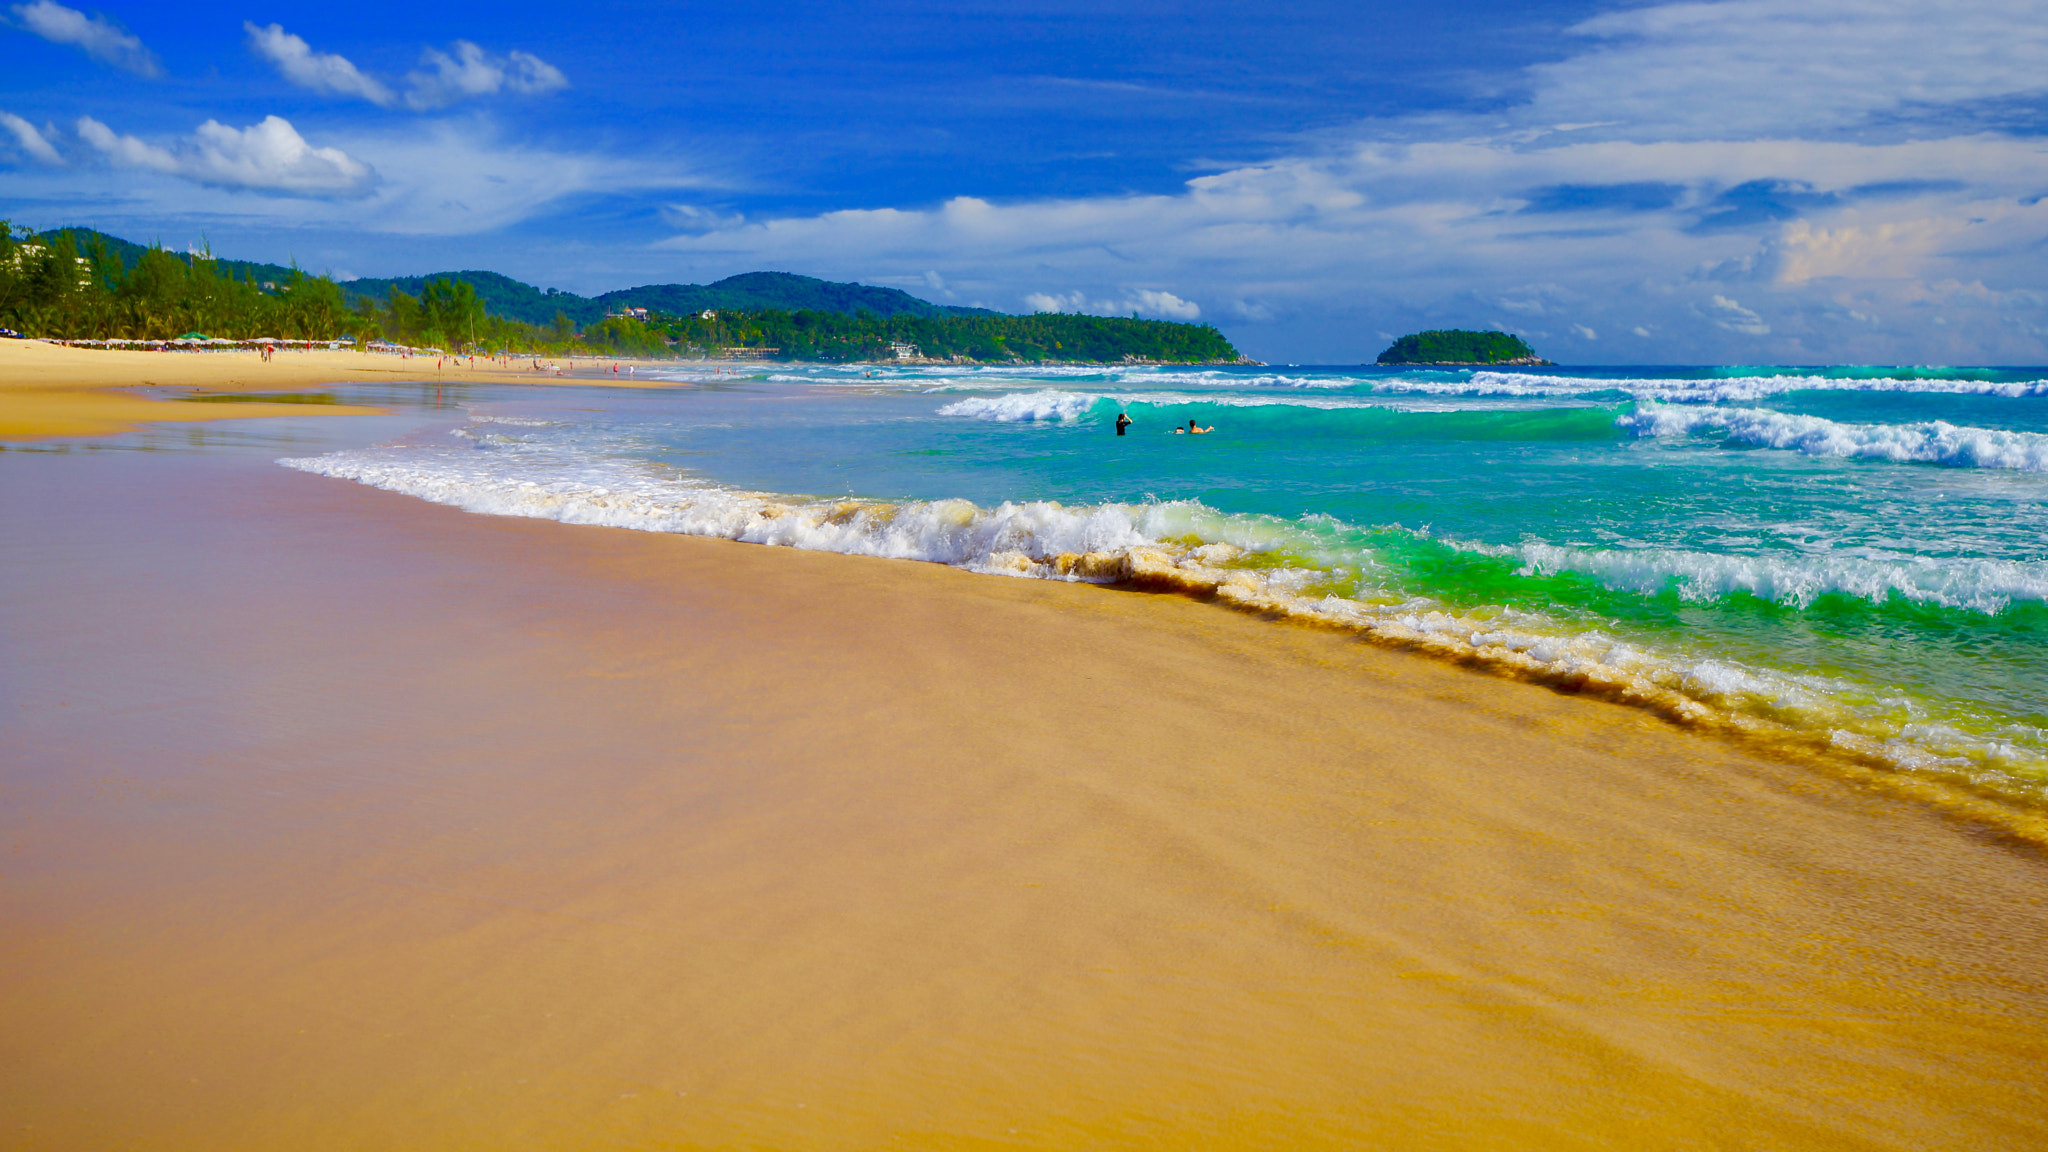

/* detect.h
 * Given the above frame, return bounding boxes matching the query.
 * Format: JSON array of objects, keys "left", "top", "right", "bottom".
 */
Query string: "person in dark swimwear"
[{"left": 1115, "top": 412, "right": 1134, "bottom": 436}]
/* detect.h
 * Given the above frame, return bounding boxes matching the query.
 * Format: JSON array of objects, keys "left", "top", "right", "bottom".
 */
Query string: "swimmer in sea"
[
  {"left": 1115, "top": 413, "right": 1133, "bottom": 436},
  {"left": 1187, "top": 418, "right": 1214, "bottom": 434}
]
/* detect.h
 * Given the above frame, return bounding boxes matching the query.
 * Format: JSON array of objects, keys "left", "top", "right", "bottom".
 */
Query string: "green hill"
[
  {"left": 7, "top": 223, "right": 1243, "bottom": 363},
  {"left": 338, "top": 270, "right": 1000, "bottom": 326},
  {"left": 32, "top": 229, "right": 1007, "bottom": 325},
  {"left": 1376, "top": 329, "right": 1551, "bottom": 366}
]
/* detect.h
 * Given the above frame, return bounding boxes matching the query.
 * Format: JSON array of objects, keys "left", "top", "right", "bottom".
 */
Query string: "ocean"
[{"left": 282, "top": 363, "right": 2048, "bottom": 818}]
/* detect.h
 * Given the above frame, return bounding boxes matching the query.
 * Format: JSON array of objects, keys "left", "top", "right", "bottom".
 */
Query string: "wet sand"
[
  {"left": 0, "top": 341, "right": 701, "bottom": 439},
  {"left": 2, "top": 438, "right": 2046, "bottom": 1149}
]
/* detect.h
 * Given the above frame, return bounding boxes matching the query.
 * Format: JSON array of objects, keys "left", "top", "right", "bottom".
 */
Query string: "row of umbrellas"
[{"left": 53, "top": 335, "right": 357, "bottom": 349}]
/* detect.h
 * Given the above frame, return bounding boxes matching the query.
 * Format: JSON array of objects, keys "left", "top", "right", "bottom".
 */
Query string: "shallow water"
[{"left": 281, "top": 363, "right": 2048, "bottom": 815}]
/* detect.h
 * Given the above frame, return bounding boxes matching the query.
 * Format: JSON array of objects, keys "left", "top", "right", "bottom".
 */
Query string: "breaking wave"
[
  {"left": 1619, "top": 402, "right": 2048, "bottom": 471},
  {"left": 1380, "top": 371, "right": 2048, "bottom": 403},
  {"left": 280, "top": 428, "right": 2048, "bottom": 813}
]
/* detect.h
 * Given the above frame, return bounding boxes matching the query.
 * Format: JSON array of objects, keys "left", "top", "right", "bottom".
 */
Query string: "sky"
[{"left": 3, "top": 0, "right": 2047, "bottom": 364}]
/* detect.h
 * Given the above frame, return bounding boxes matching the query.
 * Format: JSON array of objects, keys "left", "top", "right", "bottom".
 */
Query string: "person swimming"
[
  {"left": 1187, "top": 418, "right": 1214, "bottom": 434},
  {"left": 1115, "top": 413, "right": 1133, "bottom": 436}
]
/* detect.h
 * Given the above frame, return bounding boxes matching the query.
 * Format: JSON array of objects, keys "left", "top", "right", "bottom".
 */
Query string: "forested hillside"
[{"left": 2, "top": 223, "right": 1243, "bottom": 363}]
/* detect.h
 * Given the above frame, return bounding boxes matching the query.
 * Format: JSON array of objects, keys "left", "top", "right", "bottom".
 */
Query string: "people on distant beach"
[{"left": 1115, "top": 413, "right": 1133, "bottom": 436}]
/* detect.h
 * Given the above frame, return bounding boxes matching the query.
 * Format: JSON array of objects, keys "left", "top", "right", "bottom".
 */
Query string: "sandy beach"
[
  {"left": 0, "top": 340, "right": 706, "bottom": 440},
  {"left": 3, "top": 376, "right": 2046, "bottom": 1149}
]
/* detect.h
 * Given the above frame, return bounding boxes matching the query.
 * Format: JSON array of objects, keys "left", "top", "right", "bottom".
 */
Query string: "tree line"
[
  {"left": 2, "top": 223, "right": 1244, "bottom": 363},
  {"left": 591, "top": 307, "right": 1244, "bottom": 363}
]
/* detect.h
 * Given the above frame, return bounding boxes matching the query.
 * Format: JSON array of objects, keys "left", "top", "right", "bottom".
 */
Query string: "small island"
[{"left": 1375, "top": 329, "right": 1553, "bottom": 366}]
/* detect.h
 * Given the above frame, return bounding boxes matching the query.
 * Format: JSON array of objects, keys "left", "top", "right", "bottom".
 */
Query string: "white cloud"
[
  {"left": 1571, "top": 324, "right": 1598, "bottom": 340},
  {"left": 631, "top": 0, "right": 2048, "bottom": 361},
  {"left": 1528, "top": 0, "right": 2048, "bottom": 141},
  {"left": 240, "top": 25, "right": 565, "bottom": 112},
  {"left": 0, "top": 110, "right": 62, "bottom": 164},
  {"left": 405, "top": 41, "right": 568, "bottom": 110},
  {"left": 76, "top": 114, "right": 376, "bottom": 198},
  {"left": 9, "top": 0, "right": 158, "bottom": 76},
  {"left": 1704, "top": 294, "right": 1770, "bottom": 335},
  {"left": 1024, "top": 288, "right": 1201, "bottom": 320},
  {"left": 661, "top": 203, "right": 745, "bottom": 232},
  {"left": 245, "top": 22, "right": 395, "bottom": 107}
]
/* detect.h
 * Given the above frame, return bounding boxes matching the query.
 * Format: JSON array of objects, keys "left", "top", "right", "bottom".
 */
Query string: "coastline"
[
  {"left": 0, "top": 340, "right": 726, "bottom": 440},
  {"left": 2, "top": 392, "right": 2046, "bottom": 1146}
]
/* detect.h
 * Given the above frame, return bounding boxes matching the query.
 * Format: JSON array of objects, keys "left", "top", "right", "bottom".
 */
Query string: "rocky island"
[{"left": 1376, "top": 329, "right": 1553, "bottom": 366}]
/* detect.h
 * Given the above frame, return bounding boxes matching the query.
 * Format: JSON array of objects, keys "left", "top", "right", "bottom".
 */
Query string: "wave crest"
[{"left": 1619, "top": 402, "right": 2048, "bottom": 471}]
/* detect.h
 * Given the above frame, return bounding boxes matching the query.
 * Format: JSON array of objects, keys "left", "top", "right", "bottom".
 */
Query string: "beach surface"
[
  {"left": 2, "top": 399, "right": 2046, "bottom": 1149},
  {"left": 0, "top": 340, "right": 696, "bottom": 439}
]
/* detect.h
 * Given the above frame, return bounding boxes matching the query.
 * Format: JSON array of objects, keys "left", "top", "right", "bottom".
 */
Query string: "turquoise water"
[{"left": 284, "top": 363, "right": 2048, "bottom": 809}]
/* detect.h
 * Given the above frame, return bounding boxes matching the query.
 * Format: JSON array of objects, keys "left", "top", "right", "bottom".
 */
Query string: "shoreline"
[
  {"left": 0, "top": 339, "right": 736, "bottom": 440},
  {"left": 11, "top": 346, "right": 2042, "bottom": 846},
  {"left": 3, "top": 436, "right": 2045, "bottom": 1147}
]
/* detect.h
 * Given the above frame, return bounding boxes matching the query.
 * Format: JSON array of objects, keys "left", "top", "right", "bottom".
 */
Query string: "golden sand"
[
  {"left": 0, "top": 339, "right": 697, "bottom": 439},
  {"left": 2, "top": 446, "right": 2043, "bottom": 1150}
]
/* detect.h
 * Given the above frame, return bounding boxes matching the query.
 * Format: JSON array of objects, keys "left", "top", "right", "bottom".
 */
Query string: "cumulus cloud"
[
  {"left": 0, "top": 110, "right": 63, "bottom": 164},
  {"left": 1704, "top": 294, "right": 1770, "bottom": 335},
  {"left": 405, "top": 41, "right": 568, "bottom": 110},
  {"left": 75, "top": 114, "right": 376, "bottom": 197},
  {"left": 1024, "top": 288, "right": 1201, "bottom": 320},
  {"left": 1527, "top": 0, "right": 2048, "bottom": 141},
  {"left": 245, "top": 22, "right": 394, "bottom": 106},
  {"left": 9, "top": 0, "right": 159, "bottom": 76},
  {"left": 241, "top": 25, "right": 566, "bottom": 112},
  {"left": 649, "top": 0, "right": 2048, "bottom": 362}
]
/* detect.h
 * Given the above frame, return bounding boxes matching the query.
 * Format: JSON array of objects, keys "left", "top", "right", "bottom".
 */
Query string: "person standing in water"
[
  {"left": 1115, "top": 412, "right": 1134, "bottom": 436},
  {"left": 1187, "top": 418, "right": 1214, "bottom": 434}
]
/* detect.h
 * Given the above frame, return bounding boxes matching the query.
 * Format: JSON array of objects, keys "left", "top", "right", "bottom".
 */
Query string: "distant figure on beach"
[
  {"left": 1115, "top": 413, "right": 1133, "bottom": 436},
  {"left": 1187, "top": 418, "right": 1214, "bottom": 434}
]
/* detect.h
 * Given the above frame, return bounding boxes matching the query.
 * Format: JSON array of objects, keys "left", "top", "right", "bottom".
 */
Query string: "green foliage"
[
  {"left": 0, "top": 224, "right": 1241, "bottom": 363},
  {"left": 1376, "top": 329, "right": 1544, "bottom": 365},
  {"left": 665, "top": 307, "right": 1239, "bottom": 363},
  {"left": 0, "top": 223, "right": 558, "bottom": 351},
  {"left": 0, "top": 222, "right": 369, "bottom": 342},
  {"left": 338, "top": 269, "right": 1004, "bottom": 327}
]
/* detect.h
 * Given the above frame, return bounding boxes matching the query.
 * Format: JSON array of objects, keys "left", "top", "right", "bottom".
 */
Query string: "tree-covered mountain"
[
  {"left": 31, "top": 228, "right": 1005, "bottom": 326},
  {"left": 1375, "top": 329, "right": 1551, "bottom": 365},
  {"left": 5, "top": 223, "right": 1244, "bottom": 363},
  {"left": 586, "top": 307, "right": 1240, "bottom": 363},
  {"left": 338, "top": 270, "right": 1001, "bottom": 326}
]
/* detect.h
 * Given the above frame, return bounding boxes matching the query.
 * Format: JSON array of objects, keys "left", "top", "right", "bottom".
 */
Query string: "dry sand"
[
  {"left": 0, "top": 339, "right": 699, "bottom": 439},
  {"left": 2, "top": 437, "right": 2045, "bottom": 1150}
]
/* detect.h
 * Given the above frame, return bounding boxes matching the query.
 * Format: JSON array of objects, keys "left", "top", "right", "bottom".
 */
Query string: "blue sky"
[{"left": 4, "top": 0, "right": 2047, "bottom": 363}]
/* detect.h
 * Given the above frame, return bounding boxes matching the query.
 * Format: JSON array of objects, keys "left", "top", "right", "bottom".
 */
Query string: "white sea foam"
[
  {"left": 933, "top": 389, "right": 1464, "bottom": 421},
  {"left": 1366, "top": 371, "right": 2048, "bottom": 403},
  {"left": 936, "top": 390, "right": 1105, "bottom": 422},
  {"left": 1619, "top": 402, "right": 2048, "bottom": 471},
  {"left": 1455, "top": 537, "right": 2048, "bottom": 614}
]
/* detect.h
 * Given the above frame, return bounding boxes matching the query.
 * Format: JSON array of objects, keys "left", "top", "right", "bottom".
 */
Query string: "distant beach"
[{"left": 3, "top": 359, "right": 2047, "bottom": 1148}]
